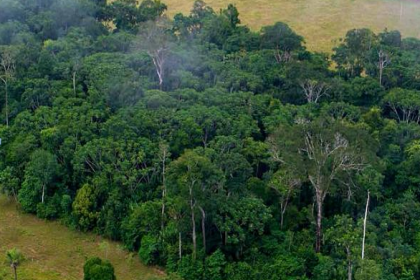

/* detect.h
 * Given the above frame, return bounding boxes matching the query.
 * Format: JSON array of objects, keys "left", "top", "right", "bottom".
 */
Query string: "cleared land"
[
  {"left": 0, "top": 196, "right": 162, "bottom": 280},
  {"left": 162, "top": 0, "right": 420, "bottom": 52}
]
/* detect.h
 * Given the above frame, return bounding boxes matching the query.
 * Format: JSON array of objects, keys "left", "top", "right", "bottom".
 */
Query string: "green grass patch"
[{"left": 0, "top": 196, "right": 163, "bottom": 280}]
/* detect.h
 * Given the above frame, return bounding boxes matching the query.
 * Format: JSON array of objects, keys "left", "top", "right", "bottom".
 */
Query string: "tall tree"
[
  {"left": 133, "top": 17, "right": 173, "bottom": 89},
  {"left": 168, "top": 149, "right": 223, "bottom": 259},
  {"left": 260, "top": 22, "right": 304, "bottom": 63},
  {"left": 326, "top": 215, "right": 361, "bottom": 280},
  {"left": 269, "top": 121, "right": 367, "bottom": 252},
  {"left": 0, "top": 47, "right": 16, "bottom": 127},
  {"left": 18, "top": 149, "right": 60, "bottom": 212},
  {"left": 299, "top": 79, "right": 329, "bottom": 104}
]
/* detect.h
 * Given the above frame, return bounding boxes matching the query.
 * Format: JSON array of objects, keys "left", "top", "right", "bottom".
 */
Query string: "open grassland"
[
  {"left": 162, "top": 0, "right": 420, "bottom": 52},
  {"left": 0, "top": 196, "right": 162, "bottom": 280}
]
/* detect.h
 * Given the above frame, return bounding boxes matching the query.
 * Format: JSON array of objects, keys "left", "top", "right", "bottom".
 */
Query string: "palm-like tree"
[{"left": 6, "top": 248, "right": 24, "bottom": 280}]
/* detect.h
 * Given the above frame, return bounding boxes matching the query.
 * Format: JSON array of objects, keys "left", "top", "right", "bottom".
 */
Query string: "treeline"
[{"left": 1, "top": 0, "right": 420, "bottom": 279}]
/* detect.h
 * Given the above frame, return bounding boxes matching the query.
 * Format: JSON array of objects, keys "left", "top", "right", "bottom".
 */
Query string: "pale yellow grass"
[{"left": 161, "top": 0, "right": 420, "bottom": 52}]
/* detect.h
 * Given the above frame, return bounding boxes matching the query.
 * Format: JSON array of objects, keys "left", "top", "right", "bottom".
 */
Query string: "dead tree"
[
  {"left": 299, "top": 80, "right": 329, "bottom": 104},
  {"left": 0, "top": 48, "right": 16, "bottom": 127},
  {"left": 377, "top": 49, "right": 391, "bottom": 86}
]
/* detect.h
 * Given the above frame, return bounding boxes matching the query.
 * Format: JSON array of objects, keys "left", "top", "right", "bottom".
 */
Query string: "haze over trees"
[{"left": 0, "top": 0, "right": 420, "bottom": 279}]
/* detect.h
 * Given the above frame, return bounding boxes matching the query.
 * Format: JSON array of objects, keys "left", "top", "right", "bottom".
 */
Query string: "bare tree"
[
  {"left": 299, "top": 80, "right": 329, "bottom": 104},
  {"left": 377, "top": 49, "right": 391, "bottom": 86},
  {"left": 0, "top": 48, "right": 17, "bottom": 127},
  {"left": 302, "top": 131, "right": 364, "bottom": 252},
  {"left": 133, "top": 18, "right": 172, "bottom": 90}
]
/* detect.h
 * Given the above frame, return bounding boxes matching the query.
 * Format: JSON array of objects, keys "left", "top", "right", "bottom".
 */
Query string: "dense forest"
[{"left": 1, "top": 0, "right": 420, "bottom": 279}]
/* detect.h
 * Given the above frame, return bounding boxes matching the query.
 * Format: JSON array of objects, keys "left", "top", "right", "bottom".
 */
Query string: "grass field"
[
  {"left": 0, "top": 196, "right": 162, "bottom": 280},
  {"left": 161, "top": 0, "right": 420, "bottom": 52}
]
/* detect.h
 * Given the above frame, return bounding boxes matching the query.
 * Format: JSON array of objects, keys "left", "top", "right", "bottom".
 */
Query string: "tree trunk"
[
  {"left": 280, "top": 208, "right": 284, "bottom": 230},
  {"left": 191, "top": 209, "right": 196, "bottom": 260},
  {"left": 362, "top": 190, "right": 370, "bottom": 260},
  {"left": 13, "top": 266, "right": 17, "bottom": 280},
  {"left": 42, "top": 183, "right": 45, "bottom": 204},
  {"left": 315, "top": 192, "right": 323, "bottom": 253},
  {"left": 178, "top": 231, "right": 182, "bottom": 260},
  {"left": 72, "top": 71, "right": 77, "bottom": 96},
  {"left": 161, "top": 188, "right": 165, "bottom": 232},
  {"left": 190, "top": 194, "right": 197, "bottom": 260},
  {"left": 347, "top": 259, "right": 352, "bottom": 280},
  {"left": 160, "top": 147, "right": 167, "bottom": 233},
  {"left": 379, "top": 66, "right": 383, "bottom": 86},
  {"left": 5, "top": 81, "right": 8, "bottom": 127},
  {"left": 199, "top": 206, "right": 206, "bottom": 254},
  {"left": 347, "top": 248, "right": 352, "bottom": 280}
]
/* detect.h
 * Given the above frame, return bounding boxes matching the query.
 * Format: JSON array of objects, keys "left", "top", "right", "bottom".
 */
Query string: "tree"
[
  {"left": 268, "top": 168, "right": 302, "bottom": 229},
  {"left": 383, "top": 88, "right": 420, "bottom": 123},
  {"left": 333, "top": 29, "right": 378, "bottom": 77},
  {"left": 72, "top": 183, "right": 99, "bottom": 231},
  {"left": 269, "top": 121, "right": 367, "bottom": 252},
  {"left": 133, "top": 18, "right": 173, "bottom": 89},
  {"left": 0, "top": 166, "right": 19, "bottom": 201},
  {"left": 377, "top": 49, "right": 391, "bottom": 86},
  {"left": 158, "top": 141, "right": 171, "bottom": 233},
  {"left": 83, "top": 257, "right": 116, "bottom": 280},
  {"left": 168, "top": 149, "right": 223, "bottom": 259},
  {"left": 354, "top": 259, "right": 381, "bottom": 280},
  {"left": 222, "top": 4, "right": 240, "bottom": 28},
  {"left": 18, "top": 150, "right": 60, "bottom": 213},
  {"left": 213, "top": 196, "right": 271, "bottom": 255},
  {"left": 299, "top": 79, "right": 329, "bottom": 104},
  {"left": 303, "top": 125, "right": 365, "bottom": 252},
  {"left": 0, "top": 47, "right": 16, "bottom": 127},
  {"left": 326, "top": 215, "right": 361, "bottom": 280},
  {"left": 6, "top": 248, "right": 24, "bottom": 280},
  {"left": 260, "top": 22, "right": 304, "bottom": 63},
  {"left": 361, "top": 190, "right": 369, "bottom": 260}
]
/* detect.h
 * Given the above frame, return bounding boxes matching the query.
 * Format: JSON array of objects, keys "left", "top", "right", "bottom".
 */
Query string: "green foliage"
[
  {"left": 5, "top": 248, "right": 24, "bottom": 280},
  {"left": 72, "top": 184, "right": 99, "bottom": 231},
  {"left": 1, "top": 1, "right": 420, "bottom": 279},
  {"left": 138, "top": 234, "right": 160, "bottom": 265},
  {"left": 354, "top": 259, "right": 382, "bottom": 280},
  {"left": 83, "top": 257, "right": 116, "bottom": 280},
  {"left": 5, "top": 248, "right": 24, "bottom": 268},
  {"left": 18, "top": 149, "right": 60, "bottom": 214},
  {"left": 204, "top": 250, "right": 226, "bottom": 280}
]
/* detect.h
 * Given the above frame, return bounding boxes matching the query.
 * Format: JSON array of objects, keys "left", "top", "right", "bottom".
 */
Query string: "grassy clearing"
[
  {"left": 161, "top": 0, "right": 420, "bottom": 52},
  {"left": 0, "top": 196, "right": 163, "bottom": 280}
]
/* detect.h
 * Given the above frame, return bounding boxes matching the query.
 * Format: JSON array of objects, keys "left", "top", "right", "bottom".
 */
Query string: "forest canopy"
[{"left": 1, "top": 0, "right": 420, "bottom": 279}]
